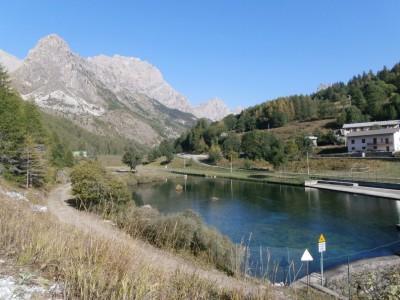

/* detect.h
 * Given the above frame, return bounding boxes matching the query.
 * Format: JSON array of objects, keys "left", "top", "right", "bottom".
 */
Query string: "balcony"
[{"left": 367, "top": 141, "right": 393, "bottom": 146}]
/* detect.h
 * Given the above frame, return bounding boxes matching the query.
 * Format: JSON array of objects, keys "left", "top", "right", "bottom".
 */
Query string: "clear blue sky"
[{"left": 1, "top": 1, "right": 400, "bottom": 109}]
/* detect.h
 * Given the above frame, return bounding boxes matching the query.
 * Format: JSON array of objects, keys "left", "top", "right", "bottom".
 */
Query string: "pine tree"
[{"left": 0, "top": 64, "right": 10, "bottom": 91}]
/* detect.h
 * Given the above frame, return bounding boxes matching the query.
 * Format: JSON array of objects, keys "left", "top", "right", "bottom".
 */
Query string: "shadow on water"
[{"left": 248, "top": 174, "right": 269, "bottom": 179}]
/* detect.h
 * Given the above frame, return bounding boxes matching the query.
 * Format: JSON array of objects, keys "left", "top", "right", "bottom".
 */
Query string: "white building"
[
  {"left": 307, "top": 136, "right": 318, "bottom": 146},
  {"left": 347, "top": 128, "right": 400, "bottom": 153},
  {"left": 72, "top": 151, "right": 88, "bottom": 157},
  {"left": 342, "top": 120, "right": 400, "bottom": 136}
]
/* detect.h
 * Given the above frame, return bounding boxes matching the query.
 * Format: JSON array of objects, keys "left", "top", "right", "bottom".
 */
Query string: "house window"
[
  {"left": 373, "top": 146, "right": 377, "bottom": 150},
  {"left": 351, "top": 147, "right": 355, "bottom": 151},
  {"left": 362, "top": 139, "right": 365, "bottom": 143},
  {"left": 351, "top": 139, "right": 355, "bottom": 144},
  {"left": 362, "top": 147, "right": 366, "bottom": 150}
]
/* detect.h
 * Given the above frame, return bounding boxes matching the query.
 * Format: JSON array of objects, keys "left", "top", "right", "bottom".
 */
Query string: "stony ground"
[
  {"left": 325, "top": 255, "right": 400, "bottom": 298},
  {"left": 0, "top": 257, "right": 63, "bottom": 300},
  {"left": 0, "top": 189, "right": 63, "bottom": 300}
]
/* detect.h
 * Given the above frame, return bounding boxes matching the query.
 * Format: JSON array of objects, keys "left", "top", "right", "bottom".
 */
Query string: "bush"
[
  {"left": 70, "top": 159, "right": 131, "bottom": 212},
  {"left": 118, "top": 208, "right": 239, "bottom": 275}
]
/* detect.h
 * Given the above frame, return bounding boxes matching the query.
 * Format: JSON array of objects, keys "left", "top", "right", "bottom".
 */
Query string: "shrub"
[
  {"left": 0, "top": 191, "right": 258, "bottom": 299},
  {"left": 117, "top": 208, "right": 239, "bottom": 275},
  {"left": 70, "top": 159, "right": 131, "bottom": 212}
]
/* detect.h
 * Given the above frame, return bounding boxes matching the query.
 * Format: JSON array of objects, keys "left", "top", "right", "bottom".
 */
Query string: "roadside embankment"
[{"left": 305, "top": 180, "right": 400, "bottom": 200}]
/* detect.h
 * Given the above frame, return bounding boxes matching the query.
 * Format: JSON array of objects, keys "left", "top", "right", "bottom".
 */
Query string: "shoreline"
[{"left": 324, "top": 254, "right": 400, "bottom": 280}]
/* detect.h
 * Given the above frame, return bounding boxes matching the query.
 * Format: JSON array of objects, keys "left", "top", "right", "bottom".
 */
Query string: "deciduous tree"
[{"left": 122, "top": 150, "right": 143, "bottom": 172}]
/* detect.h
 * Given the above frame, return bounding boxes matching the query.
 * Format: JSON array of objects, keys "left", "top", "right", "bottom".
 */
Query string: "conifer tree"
[
  {"left": 20, "top": 134, "right": 46, "bottom": 188},
  {"left": 0, "top": 64, "right": 10, "bottom": 91}
]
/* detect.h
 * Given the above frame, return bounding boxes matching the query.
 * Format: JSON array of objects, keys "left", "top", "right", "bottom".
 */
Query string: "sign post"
[
  {"left": 318, "top": 234, "right": 326, "bottom": 286},
  {"left": 301, "top": 249, "right": 313, "bottom": 292}
]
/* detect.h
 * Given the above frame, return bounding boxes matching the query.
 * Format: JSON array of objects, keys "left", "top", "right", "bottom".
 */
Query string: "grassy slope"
[
  {"left": 264, "top": 118, "right": 337, "bottom": 143},
  {"left": 0, "top": 178, "right": 336, "bottom": 299}
]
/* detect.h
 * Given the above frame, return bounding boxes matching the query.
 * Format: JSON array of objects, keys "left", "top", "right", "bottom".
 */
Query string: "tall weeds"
[
  {"left": 0, "top": 193, "right": 267, "bottom": 299},
  {"left": 116, "top": 207, "right": 240, "bottom": 276}
]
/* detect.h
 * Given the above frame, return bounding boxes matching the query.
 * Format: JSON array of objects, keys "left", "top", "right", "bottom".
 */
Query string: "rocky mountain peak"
[
  {"left": 192, "top": 97, "right": 242, "bottom": 121},
  {"left": 6, "top": 34, "right": 241, "bottom": 146},
  {"left": 33, "top": 34, "right": 70, "bottom": 54},
  {"left": 26, "top": 34, "right": 74, "bottom": 66}
]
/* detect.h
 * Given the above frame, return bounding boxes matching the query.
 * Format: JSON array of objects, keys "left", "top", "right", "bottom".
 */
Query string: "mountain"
[
  {"left": 1, "top": 34, "right": 239, "bottom": 147},
  {"left": 192, "top": 97, "right": 242, "bottom": 121},
  {"left": 0, "top": 49, "right": 23, "bottom": 72},
  {"left": 7, "top": 34, "right": 197, "bottom": 147}
]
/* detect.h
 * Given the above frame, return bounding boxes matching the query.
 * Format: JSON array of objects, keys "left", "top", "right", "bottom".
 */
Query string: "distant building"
[
  {"left": 346, "top": 128, "right": 400, "bottom": 153},
  {"left": 307, "top": 136, "right": 318, "bottom": 146},
  {"left": 72, "top": 151, "right": 88, "bottom": 157},
  {"left": 341, "top": 120, "right": 400, "bottom": 136}
]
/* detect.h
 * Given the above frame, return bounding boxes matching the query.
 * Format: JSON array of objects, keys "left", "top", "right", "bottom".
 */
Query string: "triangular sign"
[
  {"left": 301, "top": 249, "right": 313, "bottom": 261},
  {"left": 319, "top": 234, "right": 326, "bottom": 243}
]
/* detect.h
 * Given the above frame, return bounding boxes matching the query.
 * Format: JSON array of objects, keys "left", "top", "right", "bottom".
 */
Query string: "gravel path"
[{"left": 47, "top": 184, "right": 279, "bottom": 298}]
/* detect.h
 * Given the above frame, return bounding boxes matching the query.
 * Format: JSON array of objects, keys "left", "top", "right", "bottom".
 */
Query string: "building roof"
[
  {"left": 346, "top": 128, "right": 400, "bottom": 138},
  {"left": 343, "top": 120, "right": 400, "bottom": 129}
]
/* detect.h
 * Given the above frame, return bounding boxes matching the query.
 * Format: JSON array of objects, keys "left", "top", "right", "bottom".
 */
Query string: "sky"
[{"left": 1, "top": 1, "right": 400, "bottom": 109}]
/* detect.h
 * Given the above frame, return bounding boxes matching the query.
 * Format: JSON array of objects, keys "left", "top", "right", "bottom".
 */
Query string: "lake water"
[{"left": 132, "top": 176, "right": 400, "bottom": 281}]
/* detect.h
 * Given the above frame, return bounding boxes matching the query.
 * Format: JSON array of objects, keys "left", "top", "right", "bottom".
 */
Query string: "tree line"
[
  {"left": 0, "top": 64, "right": 73, "bottom": 187},
  {"left": 169, "top": 62, "right": 400, "bottom": 168},
  {"left": 222, "top": 62, "right": 400, "bottom": 133}
]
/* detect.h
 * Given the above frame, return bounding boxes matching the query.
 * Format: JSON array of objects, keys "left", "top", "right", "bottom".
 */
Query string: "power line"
[{"left": 324, "top": 239, "right": 400, "bottom": 261}]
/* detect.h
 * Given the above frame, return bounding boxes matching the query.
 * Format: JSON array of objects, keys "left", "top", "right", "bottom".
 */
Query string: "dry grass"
[
  {"left": 96, "top": 155, "right": 125, "bottom": 168},
  {"left": 263, "top": 119, "right": 336, "bottom": 142},
  {"left": 116, "top": 207, "right": 241, "bottom": 276},
  {"left": 0, "top": 185, "right": 275, "bottom": 299}
]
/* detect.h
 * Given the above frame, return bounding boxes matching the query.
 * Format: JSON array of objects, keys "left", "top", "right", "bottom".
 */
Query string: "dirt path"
[{"left": 47, "top": 184, "right": 281, "bottom": 298}]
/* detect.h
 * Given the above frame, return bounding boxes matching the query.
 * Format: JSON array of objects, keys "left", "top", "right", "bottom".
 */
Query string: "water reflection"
[{"left": 132, "top": 177, "right": 400, "bottom": 278}]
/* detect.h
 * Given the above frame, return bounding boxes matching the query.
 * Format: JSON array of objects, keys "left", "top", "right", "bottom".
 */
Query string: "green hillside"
[{"left": 171, "top": 62, "right": 400, "bottom": 169}]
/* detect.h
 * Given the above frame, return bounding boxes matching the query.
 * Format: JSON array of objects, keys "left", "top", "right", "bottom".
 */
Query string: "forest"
[
  {"left": 225, "top": 62, "right": 400, "bottom": 132},
  {"left": 0, "top": 65, "right": 73, "bottom": 187},
  {"left": 172, "top": 62, "right": 400, "bottom": 168},
  {"left": 0, "top": 62, "right": 146, "bottom": 187}
]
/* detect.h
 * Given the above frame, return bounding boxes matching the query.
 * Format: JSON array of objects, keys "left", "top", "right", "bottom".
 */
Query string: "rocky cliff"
[{"left": 1, "top": 34, "right": 240, "bottom": 146}]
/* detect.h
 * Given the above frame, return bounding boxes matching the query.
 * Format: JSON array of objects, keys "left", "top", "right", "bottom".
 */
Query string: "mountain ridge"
[
  {"left": 1, "top": 34, "right": 238, "bottom": 127},
  {"left": 192, "top": 97, "right": 242, "bottom": 121}
]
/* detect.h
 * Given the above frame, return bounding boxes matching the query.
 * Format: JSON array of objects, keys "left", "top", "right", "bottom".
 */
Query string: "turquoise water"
[{"left": 132, "top": 177, "right": 400, "bottom": 280}]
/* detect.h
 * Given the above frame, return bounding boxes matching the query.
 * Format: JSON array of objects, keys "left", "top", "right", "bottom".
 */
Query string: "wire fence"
[
  {"left": 243, "top": 239, "right": 400, "bottom": 285},
  {"left": 175, "top": 156, "right": 400, "bottom": 185}
]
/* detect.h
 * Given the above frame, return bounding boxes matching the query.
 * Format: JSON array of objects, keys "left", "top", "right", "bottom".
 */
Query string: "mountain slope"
[
  {"left": 0, "top": 49, "right": 23, "bottom": 72},
  {"left": 8, "top": 34, "right": 196, "bottom": 147},
  {"left": 192, "top": 97, "right": 242, "bottom": 121}
]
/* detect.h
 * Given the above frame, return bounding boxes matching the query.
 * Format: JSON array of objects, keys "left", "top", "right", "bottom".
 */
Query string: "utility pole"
[
  {"left": 26, "top": 147, "right": 30, "bottom": 189},
  {"left": 306, "top": 151, "right": 310, "bottom": 176}
]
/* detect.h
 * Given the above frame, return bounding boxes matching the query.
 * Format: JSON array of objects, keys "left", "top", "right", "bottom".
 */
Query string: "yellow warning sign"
[{"left": 318, "top": 234, "right": 326, "bottom": 243}]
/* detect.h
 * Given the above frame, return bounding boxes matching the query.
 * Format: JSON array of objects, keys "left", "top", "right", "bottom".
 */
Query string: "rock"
[{"left": 32, "top": 205, "right": 48, "bottom": 213}]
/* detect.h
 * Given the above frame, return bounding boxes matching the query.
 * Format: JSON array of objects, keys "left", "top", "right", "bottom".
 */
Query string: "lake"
[{"left": 132, "top": 176, "right": 400, "bottom": 281}]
